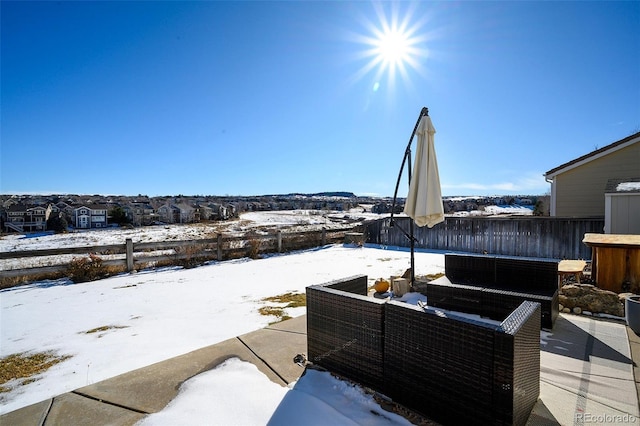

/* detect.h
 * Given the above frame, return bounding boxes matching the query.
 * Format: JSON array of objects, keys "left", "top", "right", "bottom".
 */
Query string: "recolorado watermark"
[{"left": 575, "top": 413, "right": 637, "bottom": 424}]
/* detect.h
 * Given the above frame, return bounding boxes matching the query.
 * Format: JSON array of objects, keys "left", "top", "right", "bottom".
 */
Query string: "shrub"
[
  {"left": 246, "top": 238, "right": 262, "bottom": 259},
  {"left": 47, "top": 214, "right": 68, "bottom": 234},
  {"left": 66, "top": 254, "right": 107, "bottom": 283},
  {"left": 173, "top": 245, "right": 211, "bottom": 269},
  {"left": 109, "top": 206, "right": 131, "bottom": 225}
]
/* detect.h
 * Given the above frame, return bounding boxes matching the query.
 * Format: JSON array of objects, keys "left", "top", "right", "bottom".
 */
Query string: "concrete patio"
[{"left": 1, "top": 313, "right": 638, "bottom": 426}]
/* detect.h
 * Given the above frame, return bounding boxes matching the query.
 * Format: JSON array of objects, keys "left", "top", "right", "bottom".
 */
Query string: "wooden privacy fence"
[
  {"left": 0, "top": 227, "right": 355, "bottom": 280},
  {"left": 365, "top": 216, "right": 605, "bottom": 260}
]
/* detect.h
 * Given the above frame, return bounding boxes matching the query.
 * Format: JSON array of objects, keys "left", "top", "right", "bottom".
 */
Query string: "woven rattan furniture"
[
  {"left": 306, "top": 275, "right": 387, "bottom": 391},
  {"left": 426, "top": 254, "right": 559, "bottom": 329},
  {"left": 306, "top": 275, "right": 541, "bottom": 426},
  {"left": 384, "top": 300, "right": 540, "bottom": 426}
]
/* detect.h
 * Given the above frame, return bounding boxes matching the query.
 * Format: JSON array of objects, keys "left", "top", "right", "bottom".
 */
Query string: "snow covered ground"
[
  {"left": 1, "top": 223, "right": 444, "bottom": 423},
  {"left": 449, "top": 205, "right": 533, "bottom": 217}
]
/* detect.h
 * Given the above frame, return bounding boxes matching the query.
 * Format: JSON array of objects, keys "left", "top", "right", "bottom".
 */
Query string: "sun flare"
[
  {"left": 349, "top": 2, "right": 430, "bottom": 92},
  {"left": 376, "top": 29, "right": 411, "bottom": 67}
]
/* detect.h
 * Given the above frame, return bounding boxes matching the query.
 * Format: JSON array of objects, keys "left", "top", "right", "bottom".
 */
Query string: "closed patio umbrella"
[
  {"left": 390, "top": 107, "right": 444, "bottom": 286},
  {"left": 403, "top": 113, "right": 444, "bottom": 228}
]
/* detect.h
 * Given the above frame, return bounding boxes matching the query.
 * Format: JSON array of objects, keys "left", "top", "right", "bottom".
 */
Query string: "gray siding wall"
[{"left": 610, "top": 194, "right": 640, "bottom": 234}]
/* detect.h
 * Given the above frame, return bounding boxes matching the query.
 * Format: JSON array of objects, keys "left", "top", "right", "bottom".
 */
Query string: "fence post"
[
  {"left": 217, "top": 233, "right": 223, "bottom": 260},
  {"left": 322, "top": 228, "right": 326, "bottom": 246},
  {"left": 277, "top": 230, "right": 282, "bottom": 253},
  {"left": 126, "top": 238, "right": 134, "bottom": 272}
]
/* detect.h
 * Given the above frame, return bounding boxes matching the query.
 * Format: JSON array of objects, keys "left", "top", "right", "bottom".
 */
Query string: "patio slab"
[
  {"left": 74, "top": 336, "right": 281, "bottom": 415},
  {"left": 0, "top": 398, "right": 51, "bottom": 426},
  {"left": 44, "top": 393, "right": 145, "bottom": 426},
  {"left": 240, "top": 315, "right": 308, "bottom": 385},
  {"left": 2, "top": 313, "right": 638, "bottom": 426},
  {"left": 528, "top": 313, "right": 639, "bottom": 425},
  {"left": 628, "top": 325, "right": 640, "bottom": 408},
  {"left": 238, "top": 328, "right": 307, "bottom": 385},
  {"left": 0, "top": 316, "right": 307, "bottom": 426}
]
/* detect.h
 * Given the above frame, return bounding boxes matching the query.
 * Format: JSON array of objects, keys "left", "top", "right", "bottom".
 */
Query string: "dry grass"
[
  {"left": 173, "top": 244, "right": 216, "bottom": 269},
  {"left": 0, "top": 271, "right": 67, "bottom": 290},
  {"left": 258, "top": 306, "right": 290, "bottom": 321},
  {"left": 0, "top": 351, "right": 72, "bottom": 393},
  {"left": 419, "top": 273, "right": 445, "bottom": 281},
  {"left": 258, "top": 292, "right": 306, "bottom": 323},
  {"left": 246, "top": 238, "right": 262, "bottom": 259},
  {"left": 262, "top": 292, "right": 306, "bottom": 308},
  {"left": 82, "top": 325, "right": 129, "bottom": 336}
]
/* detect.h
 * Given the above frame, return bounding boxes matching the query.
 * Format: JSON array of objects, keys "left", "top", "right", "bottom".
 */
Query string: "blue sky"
[{"left": 2, "top": 1, "right": 638, "bottom": 197}]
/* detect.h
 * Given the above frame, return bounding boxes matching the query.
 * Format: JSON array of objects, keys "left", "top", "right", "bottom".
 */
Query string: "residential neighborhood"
[
  {"left": 0, "top": 192, "right": 548, "bottom": 234},
  {"left": 0, "top": 193, "right": 359, "bottom": 233}
]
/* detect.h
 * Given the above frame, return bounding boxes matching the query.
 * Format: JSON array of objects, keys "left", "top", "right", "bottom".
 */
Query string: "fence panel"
[
  {"left": 1, "top": 227, "right": 355, "bottom": 284},
  {"left": 365, "top": 217, "right": 604, "bottom": 260}
]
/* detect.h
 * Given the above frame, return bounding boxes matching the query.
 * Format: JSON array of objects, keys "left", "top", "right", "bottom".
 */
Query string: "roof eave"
[{"left": 544, "top": 131, "right": 640, "bottom": 179}]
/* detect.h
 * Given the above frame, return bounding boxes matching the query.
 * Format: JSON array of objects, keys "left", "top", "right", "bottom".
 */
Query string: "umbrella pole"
[
  {"left": 390, "top": 107, "right": 429, "bottom": 223},
  {"left": 408, "top": 151, "right": 415, "bottom": 287},
  {"left": 390, "top": 107, "right": 429, "bottom": 287}
]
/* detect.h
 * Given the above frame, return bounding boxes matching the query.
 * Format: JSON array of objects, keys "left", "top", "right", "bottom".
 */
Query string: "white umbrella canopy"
[{"left": 403, "top": 114, "right": 444, "bottom": 228}]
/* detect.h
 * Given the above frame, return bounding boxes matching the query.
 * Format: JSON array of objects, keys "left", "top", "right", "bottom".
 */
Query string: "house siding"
[
  {"left": 73, "top": 205, "right": 108, "bottom": 229},
  {"left": 612, "top": 195, "right": 640, "bottom": 234},
  {"left": 554, "top": 142, "right": 640, "bottom": 217},
  {"left": 3, "top": 204, "right": 52, "bottom": 232}
]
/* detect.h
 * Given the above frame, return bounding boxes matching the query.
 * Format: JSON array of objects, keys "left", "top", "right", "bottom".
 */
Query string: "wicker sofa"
[
  {"left": 306, "top": 275, "right": 386, "bottom": 391},
  {"left": 426, "top": 254, "right": 559, "bottom": 329},
  {"left": 306, "top": 275, "right": 541, "bottom": 426}
]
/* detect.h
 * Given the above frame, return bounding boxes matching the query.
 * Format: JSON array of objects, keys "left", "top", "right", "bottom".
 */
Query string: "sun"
[
  {"left": 349, "top": 2, "right": 429, "bottom": 92},
  {"left": 376, "top": 29, "right": 411, "bottom": 67}
]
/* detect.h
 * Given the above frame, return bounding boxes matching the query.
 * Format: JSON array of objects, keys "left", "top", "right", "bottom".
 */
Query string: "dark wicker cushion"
[
  {"left": 495, "top": 257, "right": 558, "bottom": 295},
  {"left": 443, "top": 253, "right": 559, "bottom": 329},
  {"left": 445, "top": 253, "right": 495, "bottom": 286},
  {"left": 425, "top": 281, "right": 483, "bottom": 315}
]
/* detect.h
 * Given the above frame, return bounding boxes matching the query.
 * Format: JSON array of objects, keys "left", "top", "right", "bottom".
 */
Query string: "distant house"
[
  {"left": 73, "top": 205, "right": 108, "bottom": 229},
  {"left": 197, "top": 204, "right": 214, "bottom": 221},
  {"left": 176, "top": 203, "right": 199, "bottom": 223},
  {"left": 544, "top": 131, "right": 640, "bottom": 217},
  {"left": 156, "top": 204, "right": 180, "bottom": 224},
  {"left": 4, "top": 204, "right": 52, "bottom": 233},
  {"left": 156, "top": 203, "right": 199, "bottom": 224},
  {"left": 123, "top": 202, "right": 155, "bottom": 226},
  {"left": 207, "top": 203, "right": 232, "bottom": 220},
  {"left": 52, "top": 201, "right": 75, "bottom": 224}
]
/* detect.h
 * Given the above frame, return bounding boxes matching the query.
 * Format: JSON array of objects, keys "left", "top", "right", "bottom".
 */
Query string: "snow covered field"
[
  {"left": 0, "top": 209, "right": 376, "bottom": 252},
  {"left": 1, "top": 214, "right": 445, "bottom": 423},
  {"left": 0, "top": 205, "right": 530, "bottom": 253},
  {"left": 0, "top": 209, "right": 378, "bottom": 271}
]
